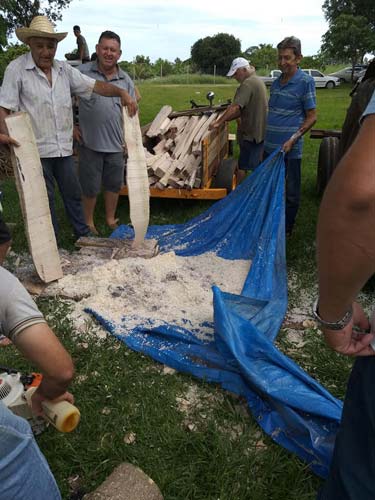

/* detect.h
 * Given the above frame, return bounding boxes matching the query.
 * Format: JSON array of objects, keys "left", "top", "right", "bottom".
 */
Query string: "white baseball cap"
[{"left": 227, "top": 57, "right": 250, "bottom": 76}]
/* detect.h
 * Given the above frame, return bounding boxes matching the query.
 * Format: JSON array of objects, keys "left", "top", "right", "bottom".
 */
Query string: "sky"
[
  {"left": 14, "top": 0, "right": 329, "bottom": 63},
  {"left": 53, "top": 0, "right": 328, "bottom": 62}
]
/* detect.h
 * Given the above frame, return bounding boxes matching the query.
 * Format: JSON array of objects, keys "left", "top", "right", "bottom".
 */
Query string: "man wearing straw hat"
[{"left": 0, "top": 16, "right": 137, "bottom": 240}]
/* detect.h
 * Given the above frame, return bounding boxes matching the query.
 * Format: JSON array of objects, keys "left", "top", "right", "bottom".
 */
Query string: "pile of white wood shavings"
[{"left": 45, "top": 251, "right": 251, "bottom": 341}]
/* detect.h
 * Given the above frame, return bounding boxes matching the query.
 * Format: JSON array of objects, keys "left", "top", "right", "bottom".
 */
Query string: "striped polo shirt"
[
  {"left": 362, "top": 89, "right": 375, "bottom": 119},
  {"left": 0, "top": 52, "right": 95, "bottom": 158},
  {"left": 264, "top": 68, "right": 316, "bottom": 159}
]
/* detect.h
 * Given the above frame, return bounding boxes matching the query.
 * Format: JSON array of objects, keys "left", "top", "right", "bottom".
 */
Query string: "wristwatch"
[{"left": 312, "top": 299, "right": 353, "bottom": 330}]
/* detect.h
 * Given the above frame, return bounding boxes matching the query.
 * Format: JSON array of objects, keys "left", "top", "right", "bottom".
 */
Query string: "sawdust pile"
[{"left": 45, "top": 251, "right": 251, "bottom": 340}]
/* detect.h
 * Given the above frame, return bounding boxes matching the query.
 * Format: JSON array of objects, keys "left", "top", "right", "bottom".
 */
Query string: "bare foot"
[
  {"left": 107, "top": 218, "right": 119, "bottom": 230},
  {"left": 88, "top": 225, "right": 99, "bottom": 236}
]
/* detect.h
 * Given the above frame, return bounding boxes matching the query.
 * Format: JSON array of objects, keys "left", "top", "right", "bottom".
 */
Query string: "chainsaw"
[{"left": 0, "top": 366, "right": 80, "bottom": 434}]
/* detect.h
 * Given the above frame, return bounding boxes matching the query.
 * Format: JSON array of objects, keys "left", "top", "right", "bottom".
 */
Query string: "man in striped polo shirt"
[{"left": 264, "top": 36, "right": 317, "bottom": 236}]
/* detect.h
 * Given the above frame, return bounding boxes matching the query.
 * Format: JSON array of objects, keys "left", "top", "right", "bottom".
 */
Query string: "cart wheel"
[
  {"left": 212, "top": 158, "right": 238, "bottom": 193},
  {"left": 316, "top": 137, "right": 340, "bottom": 196}
]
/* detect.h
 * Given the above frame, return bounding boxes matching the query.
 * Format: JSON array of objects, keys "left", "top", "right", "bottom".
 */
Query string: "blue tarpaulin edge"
[{"left": 86, "top": 151, "right": 342, "bottom": 478}]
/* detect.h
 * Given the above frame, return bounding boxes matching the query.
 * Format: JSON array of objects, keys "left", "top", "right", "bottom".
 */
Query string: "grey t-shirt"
[
  {"left": 234, "top": 74, "right": 268, "bottom": 144},
  {"left": 78, "top": 61, "right": 135, "bottom": 152},
  {"left": 0, "top": 267, "right": 46, "bottom": 341}
]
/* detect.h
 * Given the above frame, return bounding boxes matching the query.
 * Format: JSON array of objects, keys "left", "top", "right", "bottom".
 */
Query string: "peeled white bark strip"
[
  {"left": 5, "top": 112, "right": 63, "bottom": 282},
  {"left": 123, "top": 108, "right": 150, "bottom": 247}
]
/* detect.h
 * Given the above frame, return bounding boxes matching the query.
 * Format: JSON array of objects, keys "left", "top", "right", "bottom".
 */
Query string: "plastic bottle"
[{"left": 25, "top": 386, "right": 80, "bottom": 432}]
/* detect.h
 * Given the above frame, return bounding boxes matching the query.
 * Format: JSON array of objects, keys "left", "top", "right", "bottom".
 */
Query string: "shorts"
[
  {"left": 0, "top": 215, "right": 11, "bottom": 245},
  {"left": 78, "top": 145, "right": 125, "bottom": 197},
  {"left": 238, "top": 139, "right": 264, "bottom": 171}
]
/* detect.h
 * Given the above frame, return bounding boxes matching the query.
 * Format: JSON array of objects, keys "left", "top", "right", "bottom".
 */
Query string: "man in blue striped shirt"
[{"left": 264, "top": 36, "right": 317, "bottom": 236}]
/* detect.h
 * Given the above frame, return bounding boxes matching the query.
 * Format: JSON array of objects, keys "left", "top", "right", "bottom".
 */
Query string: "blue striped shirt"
[
  {"left": 264, "top": 68, "right": 316, "bottom": 159},
  {"left": 362, "top": 89, "right": 375, "bottom": 119}
]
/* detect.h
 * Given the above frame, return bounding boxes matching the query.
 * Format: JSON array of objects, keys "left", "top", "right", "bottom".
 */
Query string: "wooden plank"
[
  {"left": 159, "top": 117, "right": 171, "bottom": 135},
  {"left": 120, "top": 185, "right": 227, "bottom": 200},
  {"left": 174, "top": 115, "right": 208, "bottom": 159},
  {"left": 146, "top": 105, "right": 173, "bottom": 137},
  {"left": 5, "top": 112, "right": 62, "bottom": 283},
  {"left": 173, "top": 115, "right": 199, "bottom": 157},
  {"left": 123, "top": 108, "right": 150, "bottom": 246},
  {"left": 153, "top": 138, "right": 167, "bottom": 155},
  {"left": 191, "top": 112, "right": 219, "bottom": 152},
  {"left": 310, "top": 128, "right": 342, "bottom": 139},
  {"left": 169, "top": 103, "right": 230, "bottom": 118}
]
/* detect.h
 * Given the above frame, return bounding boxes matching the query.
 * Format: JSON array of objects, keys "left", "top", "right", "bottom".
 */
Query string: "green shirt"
[{"left": 234, "top": 74, "right": 268, "bottom": 144}]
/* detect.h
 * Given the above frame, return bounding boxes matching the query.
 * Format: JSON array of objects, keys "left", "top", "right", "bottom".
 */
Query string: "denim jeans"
[
  {"left": 238, "top": 139, "right": 264, "bottom": 171},
  {"left": 318, "top": 357, "right": 375, "bottom": 500},
  {"left": 41, "top": 156, "right": 89, "bottom": 238},
  {"left": 263, "top": 153, "right": 301, "bottom": 232},
  {"left": 0, "top": 402, "right": 61, "bottom": 500},
  {"left": 284, "top": 157, "right": 301, "bottom": 233}
]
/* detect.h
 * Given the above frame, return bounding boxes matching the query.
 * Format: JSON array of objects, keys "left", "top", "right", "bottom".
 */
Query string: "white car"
[{"left": 301, "top": 69, "right": 340, "bottom": 88}]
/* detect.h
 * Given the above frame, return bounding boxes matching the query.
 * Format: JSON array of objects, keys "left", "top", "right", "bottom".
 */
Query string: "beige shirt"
[
  {"left": 0, "top": 52, "right": 95, "bottom": 157},
  {"left": 234, "top": 74, "right": 268, "bottom": 144}
]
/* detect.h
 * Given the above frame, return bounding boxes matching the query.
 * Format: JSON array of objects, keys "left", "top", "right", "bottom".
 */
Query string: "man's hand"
[
  {"left": 0, "top": 133, "right": 19, "bottom": 147},
  {"left": 31, "top": 389, "right": 75, "bottom": 417},
  {"left": 282, "top": 138, "right": 294, "bottom": 153},
  {"left": 321, "top": 302, "right": 375, "bottom": 356},
  {"left": 121, "top": 92, "right": 138, "bottom": 117},
  {"left": 73, "top": 125, "right": 82, "bottom": 144},
  {"left": 209, "top": 121, "right": 221, "bottom": 131}
]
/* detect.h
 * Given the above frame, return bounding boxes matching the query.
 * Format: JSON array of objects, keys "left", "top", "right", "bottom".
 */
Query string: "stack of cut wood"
[{"left": 144, "top": 105, "right": 224, "bottom": 190}]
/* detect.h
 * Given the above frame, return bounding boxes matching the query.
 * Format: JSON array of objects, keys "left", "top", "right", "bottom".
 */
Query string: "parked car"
[
  {"left": 328, "top": 65, "right": 368, "bottom": 83},
  {"left": 301, "top": 69, "right": 340, "bottom": 88},
  {"left": 259, "top": 69, "right": 281, "bottom": 86}
]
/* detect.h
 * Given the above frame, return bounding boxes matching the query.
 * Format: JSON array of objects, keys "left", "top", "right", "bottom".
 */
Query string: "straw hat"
[{"left": 16, "top": 16, "right": 68, "bottom": 44}]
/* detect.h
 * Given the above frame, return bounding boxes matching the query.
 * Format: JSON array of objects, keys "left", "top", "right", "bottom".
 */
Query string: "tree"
[
  {"left": 0, "top": 0, "right": 72, "bottom": 49},
  {"left": 244, "top": 44, "right": 277, "bottom": 70},
  {"left": 322, "top": 14, "right": 375, "bottom": 71},
  {"left": 323, "top": 0, "right": 375, "bottom": 29},
  {"left": 191, "top": 33, "right": 241, "bottom": 75},
  {"left": 153, "top": 58, "right": 173, "bottom": 78},
  {"left": 0, "top": 43, "right": 29, "bottom": 81}
]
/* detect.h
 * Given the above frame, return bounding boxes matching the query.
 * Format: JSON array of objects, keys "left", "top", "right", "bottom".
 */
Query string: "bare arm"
[
  {"left": 93, "top": 80, "right": 138, "bottom": 116},
  {"left": 0, "top": 106, "right": 10, "bottom": 135},
  {"left": 316, "top": 114, "right": 375, "bottom": 355},
  {"left": 0, "top": 107, "right": 19, "bottom": 146},
  {"left": 283, "top": 108, "right": 317, "bottom": 153},
  {"left": 209, "top": 103, "right": 241, "bottom": 130},
  {"left": 14, "top": 323, "right": 75, "bottom": 414}
]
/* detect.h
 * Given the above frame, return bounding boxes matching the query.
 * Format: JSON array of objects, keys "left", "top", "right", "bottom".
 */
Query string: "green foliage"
[
  {"left": 322, "top": 13, "right": 375, "bottom": 66},
  {"left": 323, "top": 0, "right": 375, "bottom": 29},
  {"left": 301, "top": 54, "right": 326, "bottom": 71},
  {"left": 244, "top": 43, "right": 277, "bottom": 70},
  {"left": 0, "top": 0, "right": 72, "bottom": 46},
  {"left": 191, "top": 33, "right": 241, "bottom": 75},
  {"left": 0, "top": 42, "right": 29, "bottom": 81}
]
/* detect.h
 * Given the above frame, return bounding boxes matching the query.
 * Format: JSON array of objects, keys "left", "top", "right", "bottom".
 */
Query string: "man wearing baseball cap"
[
  {"left": 210, "top": 57, "right": 267, "bottom": 176},
  {"left": 0, "top": 16, "right": 137, "bottom": 242}
]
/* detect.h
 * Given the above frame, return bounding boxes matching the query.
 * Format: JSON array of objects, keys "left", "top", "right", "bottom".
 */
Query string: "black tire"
[
  {"left": 316, "top": 137, "right": 340, "bottom": 196},
  {"left": 339, "top": 77, "right": 346, "bottom": 84},
  {"left": 325, "top": 81, "right": 335, "bottom": 89},
  {"left": 212, "top": 158, "right": 238, "bottom": 193}
]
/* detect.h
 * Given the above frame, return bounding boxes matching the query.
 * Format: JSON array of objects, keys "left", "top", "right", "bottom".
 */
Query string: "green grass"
[{"left": 0, "top": 83, "right": 367, "bottom": 499}]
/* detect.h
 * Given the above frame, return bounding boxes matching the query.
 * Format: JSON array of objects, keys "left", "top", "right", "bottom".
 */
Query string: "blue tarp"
[{"left": 87, "top": 150, "right": 342, "bottom": 478}]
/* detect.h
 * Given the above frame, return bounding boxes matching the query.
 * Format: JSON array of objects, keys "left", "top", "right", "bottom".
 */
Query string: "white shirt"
[{"left": 0, "top": 52, "right": 95, "bottom": 157}]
